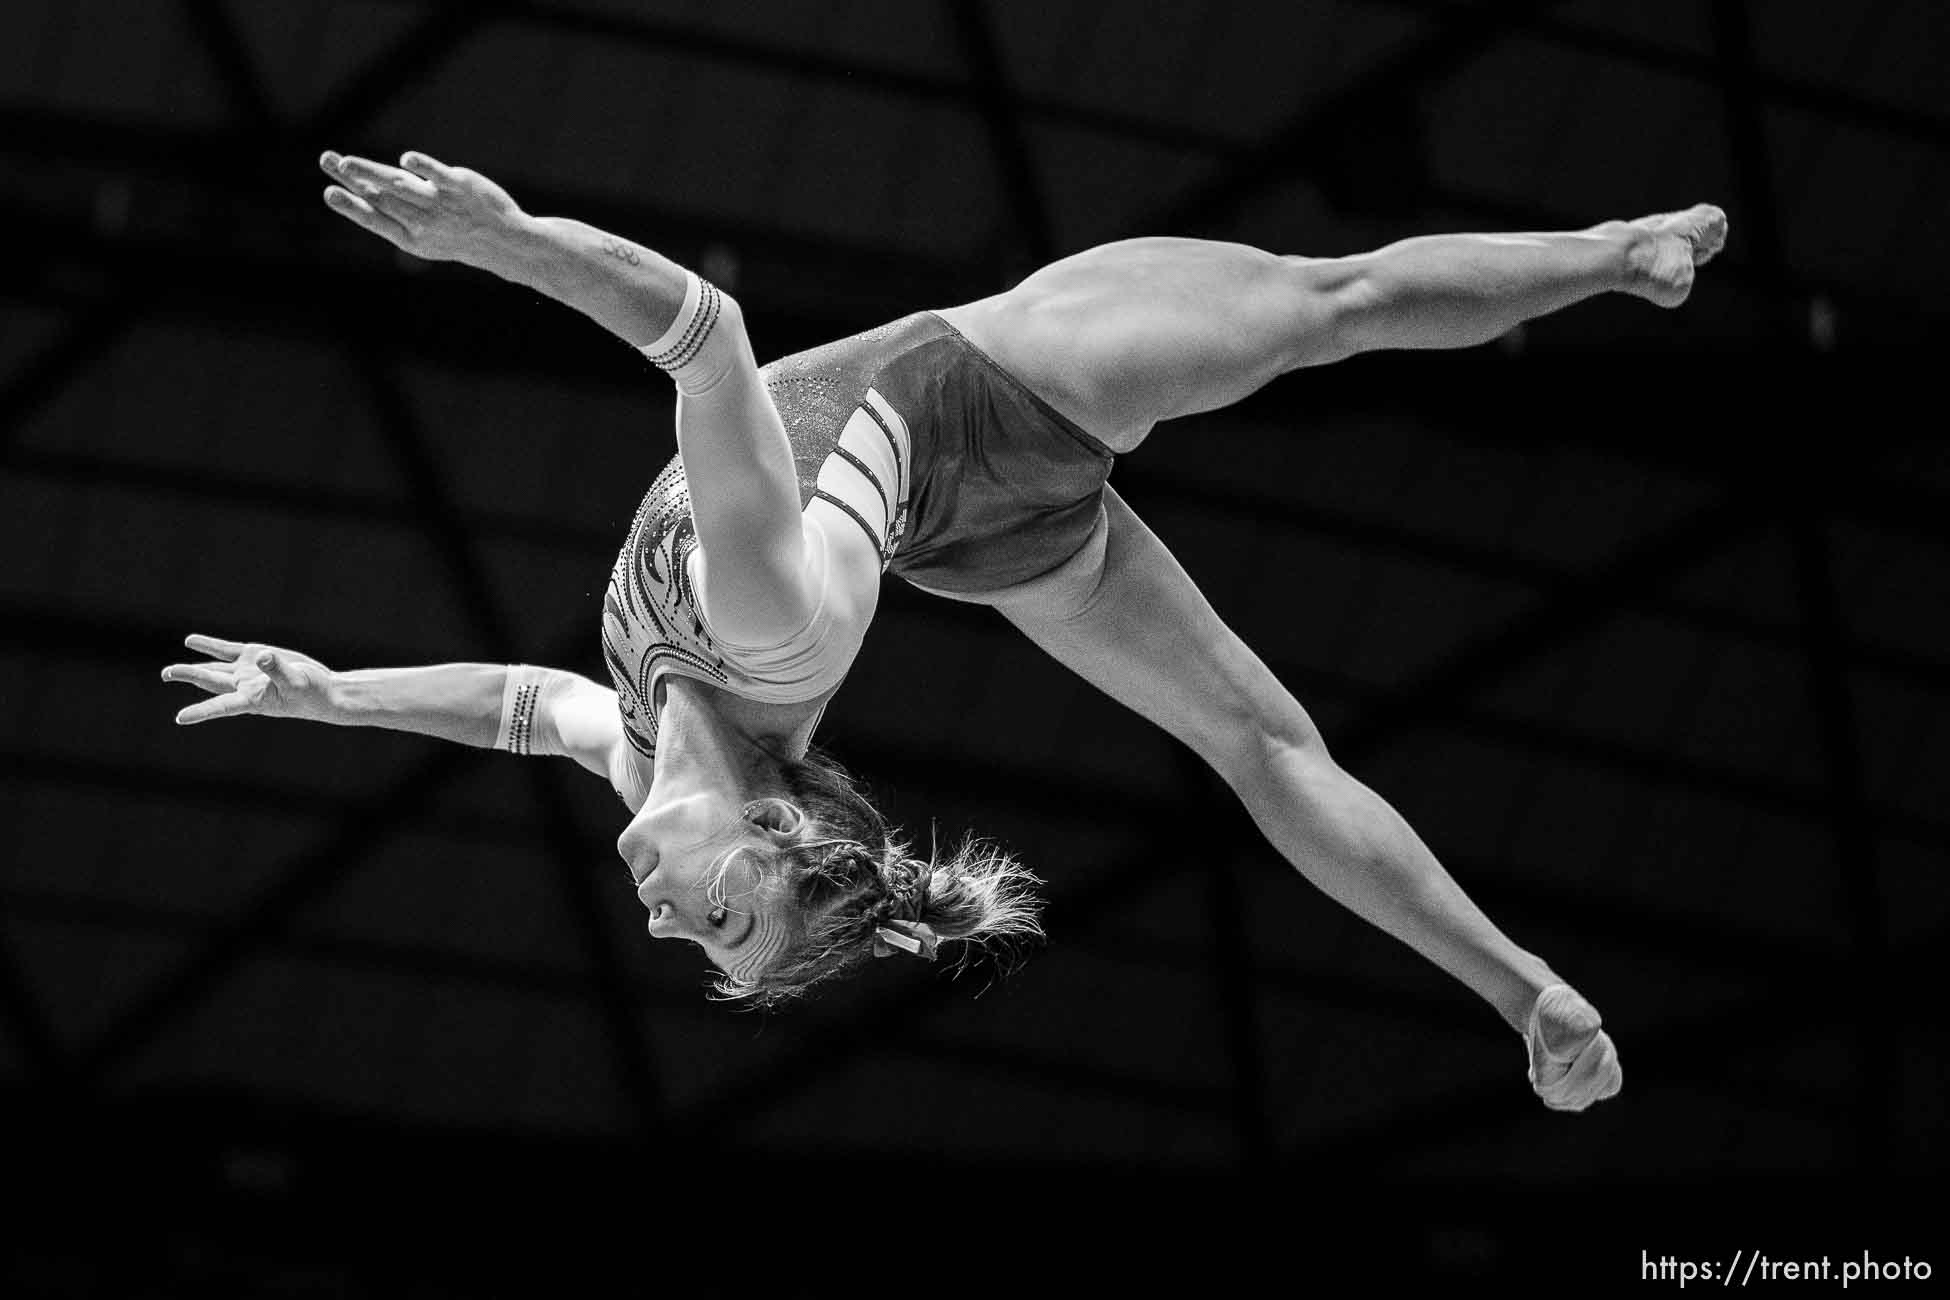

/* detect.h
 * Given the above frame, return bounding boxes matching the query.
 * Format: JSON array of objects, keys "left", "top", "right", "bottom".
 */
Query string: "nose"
[
  {"left": 640, "top": 893, "right": 697, "bottom": 941},
  {"left": 617, "top": 828, "right": 656, "bottom": 886}
]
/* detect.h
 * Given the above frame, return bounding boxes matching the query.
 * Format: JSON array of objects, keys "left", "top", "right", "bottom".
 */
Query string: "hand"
[
  {"left": 318, "top": 149, "right": 525, "bottom": 269},
  {"left": 162, "top": 634, "right": 335, "bottom": 726}
]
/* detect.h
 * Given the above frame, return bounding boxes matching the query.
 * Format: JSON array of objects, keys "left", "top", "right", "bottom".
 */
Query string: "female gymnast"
[{"left": 163, "top": 146, "right": 1726, "bottom": 1112}]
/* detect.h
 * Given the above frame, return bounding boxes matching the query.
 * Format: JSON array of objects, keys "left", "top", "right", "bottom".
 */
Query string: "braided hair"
[{"left": 704, "top": 742, "right": 1044, "bottom": 1008}]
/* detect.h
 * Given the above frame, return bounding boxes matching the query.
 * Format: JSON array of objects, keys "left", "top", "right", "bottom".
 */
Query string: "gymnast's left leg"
[
  {"left": 992, "top": 487, "right": 1621, "bottom": 1110},
  {"left": 935, "top": 205, "right": 1726, "bottom": 451}
]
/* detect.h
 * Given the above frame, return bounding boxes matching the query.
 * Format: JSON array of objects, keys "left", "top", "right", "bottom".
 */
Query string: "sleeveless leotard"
[{"left": 600, "top": 311, "right": 1114, "bottom": 807}]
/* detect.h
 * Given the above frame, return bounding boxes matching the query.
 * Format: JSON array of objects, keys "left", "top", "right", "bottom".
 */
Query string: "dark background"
[{"left": 3, "top": 0, "right": 1946, "bottom": 1292}]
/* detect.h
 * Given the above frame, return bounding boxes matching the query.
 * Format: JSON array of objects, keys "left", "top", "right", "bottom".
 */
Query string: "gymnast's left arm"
[{"left": 317, "top": 148, "right": 817, "bottom": 647}]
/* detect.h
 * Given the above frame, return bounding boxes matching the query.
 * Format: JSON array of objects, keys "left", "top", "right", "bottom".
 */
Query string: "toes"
[{"left": 1690, "top": 204, "right": 1728, "bottom": 263}]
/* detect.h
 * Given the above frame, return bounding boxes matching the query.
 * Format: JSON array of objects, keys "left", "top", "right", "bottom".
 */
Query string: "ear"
[{"left": 742, "top": 795, "right": 801, "bottom": 837}]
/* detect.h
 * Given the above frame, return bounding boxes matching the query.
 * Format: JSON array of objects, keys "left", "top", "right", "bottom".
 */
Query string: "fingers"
[
  {"left": 399, "top": 150, "right": 459, "bottom": 184},
  {"left": 252, "top": 650, "right": 293, "bottom": 684},
  {"left": 177, "top": 692, "right": 255, "bottom": 725},
  {"left": 320, "top": 151, "right": 436, "bottom": 208},
  {"left": 322, "top": 184, "right": 415, "bottom": 249},
  {"left": 161, "top": 663, "right": 234, "bottom": 695},
  {"left": 325, "top": 176, "right": 419, "bottom": 229},
  {"left": 184, "top": 633, "right": 244, "bottom": 661}
]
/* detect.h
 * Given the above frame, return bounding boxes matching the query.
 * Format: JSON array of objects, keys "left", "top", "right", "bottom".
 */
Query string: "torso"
[
  {"left": 600, "top": 323, "right": 921, "bottom": 784},
  {"left": 600, "top": 305, "right": 1118, "bottom": 805}
]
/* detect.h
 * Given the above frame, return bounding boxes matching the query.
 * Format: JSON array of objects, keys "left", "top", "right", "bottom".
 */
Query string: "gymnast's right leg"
[{"left": 935, "top": 205, "right": 1726, "bottom": 451}]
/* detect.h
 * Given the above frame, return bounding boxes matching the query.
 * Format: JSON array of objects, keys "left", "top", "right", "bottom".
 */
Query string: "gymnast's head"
[{"left": 617, "top": 738, "right": 1045, "bottom": 1006}]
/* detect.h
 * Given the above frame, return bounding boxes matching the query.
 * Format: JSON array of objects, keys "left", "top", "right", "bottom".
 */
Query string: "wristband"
[
  {"left": 495, "top": 664, "right": 550, "bottom": 755},
  {"left": 639, "top": 270, "right": 732, "bottom": 395}
]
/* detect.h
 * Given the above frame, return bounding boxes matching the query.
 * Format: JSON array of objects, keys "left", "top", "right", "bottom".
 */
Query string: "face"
[{"left": 617, "top": 788, "right": 791, "bottom": 983}]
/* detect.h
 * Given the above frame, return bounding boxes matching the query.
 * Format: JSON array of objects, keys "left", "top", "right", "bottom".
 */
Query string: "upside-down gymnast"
[{"left": 163, "top": 147, "right": 1727, "bottom": 1111}]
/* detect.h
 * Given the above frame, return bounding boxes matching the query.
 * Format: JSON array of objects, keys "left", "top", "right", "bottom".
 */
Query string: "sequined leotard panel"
[{"left": 599, "top": 311, "right": 1115, "bottom": 796}]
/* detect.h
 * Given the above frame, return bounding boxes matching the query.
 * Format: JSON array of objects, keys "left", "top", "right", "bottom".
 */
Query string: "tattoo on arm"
[{"left": 600, "top": 236, "right": 643, "bottom": 267}]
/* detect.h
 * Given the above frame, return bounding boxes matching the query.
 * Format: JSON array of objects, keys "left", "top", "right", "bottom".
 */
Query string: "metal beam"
[
  {"left": 178, "top": 0, "right": 280, "bottom": 128},
  {"left": 0, "top": 298, "right": 139, "bottom": 456},
  {"left": 446, "top": 0, "right": 1268, "bottom": 157},
  {"left": 381, "top": 0, "right": 1950, "bottom": 161},
  {"left": 9, "top": 100, "right": 1949, "bottom": 342},
  {"left": 1709, "top": 0, "right": 1795, "bottom": 341},
  {"left": 63, "top": 617, "right": 592, "bottom": 1086},
  {"left": 675, "top": 485, "right": 1766, "bottom": 1135},
  {"left": 1355, "top": 0, "right": 1950, "bottom": 154},
  {"left": 72, "top": 746, "right": 473, "bottom": 1084},
  {"left": 0, "top": 744, "right": 1862, "bottom": 989},
  {"left": 1, "top": 884, "right": 1230, "bottom": 1119},
  {"left": 1185, "top": 751, "right": 1272, "bottom": 1168},
  {"left": 1788, "top": 515, "right": 1890, "bottom": 1174},
  {"left": 346, "top": 349, "right": 668, "bottom": 1138},
  {"left": 1328, "top": 500, "right": 1754, "bottom": 762},
  {"left": 9, "top": 542, "right": 1950, "bottom": 864},
  {"left": 307, "top": 2, "right": 495, "bottom": 141},
  {"left": 947, "top": 0, "right": 1057, "bottom": 273},
  {"left": 1138, "top": 0, "right": 1565, "bottom": 235},
  {"left": 1279, "top": 913, "right": 1949, "bottom": 1172},
  {"left": 18, "top": 434, "right": 1950, "bottom": 695},
  {"left": 0, "top": 923, "right": 65, "bottom": 1088}
]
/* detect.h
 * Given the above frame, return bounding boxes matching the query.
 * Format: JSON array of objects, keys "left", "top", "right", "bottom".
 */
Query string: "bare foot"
[
  {"left": 1623, "top": 204, "right": 1729, "bottom": 307},
  {"left": 1526, "top": 983, "right": 1622, "bottom": 1112}
]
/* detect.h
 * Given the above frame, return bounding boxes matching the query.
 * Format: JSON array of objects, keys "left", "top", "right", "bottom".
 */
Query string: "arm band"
[
  {"left": 639, "top": 270, "right": 736, "bottom": 396},
  {"left": 494, "top": 664, "right": 567, "bottom": 757}
]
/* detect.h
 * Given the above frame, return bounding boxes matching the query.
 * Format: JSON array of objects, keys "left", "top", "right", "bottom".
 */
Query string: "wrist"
[
  {"left": 476, "top": 212, "right": 558, "bottom": 288},
  {"left": 319, "top": 669, "right": 359, "bottom": 725}
]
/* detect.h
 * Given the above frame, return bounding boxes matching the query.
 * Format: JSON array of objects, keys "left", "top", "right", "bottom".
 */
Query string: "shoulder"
[
  {"left": 799, "top": 510, "right": 883, "bottom": 649},
  {"left": 606, "top": 736, "right": 652, "bottom": 813}
]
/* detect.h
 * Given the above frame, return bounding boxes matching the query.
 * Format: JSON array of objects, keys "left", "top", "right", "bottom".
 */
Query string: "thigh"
[
  {"left": 987, "top": 484, "right": 1326, "bottom": 776},
  {"left": 936, "top": 237, "right": 1348, "bottom": 452}
]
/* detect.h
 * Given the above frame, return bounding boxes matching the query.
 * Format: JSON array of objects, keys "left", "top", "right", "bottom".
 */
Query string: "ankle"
[
  {"left": 1497, "top": 959, "right": 1563, "bottom": 1036},
  {"left": 1601, "top": 219, "right": 1650, "bottom": 291}
]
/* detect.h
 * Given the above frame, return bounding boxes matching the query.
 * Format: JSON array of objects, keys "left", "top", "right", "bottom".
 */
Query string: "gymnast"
[{"left": 163, "top": 145, "right": 1726, "bottom": 1111}]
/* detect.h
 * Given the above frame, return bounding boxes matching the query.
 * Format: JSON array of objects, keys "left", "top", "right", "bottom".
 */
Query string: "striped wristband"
[
  {"left": 494, "top": 664, "right": 548, "bottom": 756},
  {"left": 639, "top": 270, "right": 730, "bottom": 395}
]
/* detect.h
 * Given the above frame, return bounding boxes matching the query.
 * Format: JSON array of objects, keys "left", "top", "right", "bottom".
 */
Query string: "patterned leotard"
[{"left": 600, "top": 311, "right": 1115, "bottom": 804}]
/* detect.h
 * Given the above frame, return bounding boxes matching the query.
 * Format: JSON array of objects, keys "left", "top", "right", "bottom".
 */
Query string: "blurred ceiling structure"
[{"left": 2, "top": 0, "right": 1947, "bottom": 1265}]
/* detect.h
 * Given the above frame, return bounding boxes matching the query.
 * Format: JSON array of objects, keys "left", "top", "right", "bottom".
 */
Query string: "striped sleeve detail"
[
  {"left": 830, "top": 442, "right": 890, "bottom": 520},
  {"left": 814, "top": 488, "right": 887, "bottom": 555},
  {"left": 860, "top": 396, "right": 908, "bottom": 505},
  {"left": 860, "top": 389, "right": 911, "bottom": 560}
]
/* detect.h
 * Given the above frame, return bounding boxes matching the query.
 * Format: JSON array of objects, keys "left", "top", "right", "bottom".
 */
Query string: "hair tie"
[
  {"left": 872, "top": 919, "right": 940, "bottom": 962},
  {"left": 870, "top": 862, "right": 937, "bottom": 960}
]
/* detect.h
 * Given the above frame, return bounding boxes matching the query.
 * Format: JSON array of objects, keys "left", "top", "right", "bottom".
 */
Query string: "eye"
[{"left": 707, "top": 904, "right": 729, "bottom": 928}]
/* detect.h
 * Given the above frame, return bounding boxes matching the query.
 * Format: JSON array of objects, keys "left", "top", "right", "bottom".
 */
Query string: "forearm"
[
  {"left": 482, "top": 214, "right": 691, "bottom": 348},
  {"left": 1237, "top": 749, "right": 1558, "bottom": 1034},
  {"left": 323, "top": 663, "right": 510, "bottom": 747}
]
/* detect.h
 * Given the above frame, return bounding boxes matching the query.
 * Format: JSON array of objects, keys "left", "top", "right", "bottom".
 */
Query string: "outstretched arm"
[
  {"left": 161, "top": 633, "right": 622, "bottom": 781},
  {"left": 317, "top": 150, "right": 818, "bottom": 647}
]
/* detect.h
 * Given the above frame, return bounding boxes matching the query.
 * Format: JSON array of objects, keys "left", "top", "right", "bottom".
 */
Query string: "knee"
[
  {"left": 1196, "top": 697, "right": 1335, "bottom": 795},
  {"left": 1279, "top": 256, "right": 1382, "bottom": 363}
]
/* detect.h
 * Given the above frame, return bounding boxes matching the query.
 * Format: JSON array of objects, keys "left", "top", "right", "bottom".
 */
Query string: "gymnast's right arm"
[
  {"left": 315, "top": 147, "right": 823, "bottom": 649},
  {"left": 160, "top": 633, "right": 622, "bottom": 780}
]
